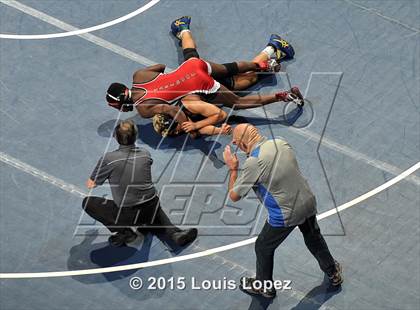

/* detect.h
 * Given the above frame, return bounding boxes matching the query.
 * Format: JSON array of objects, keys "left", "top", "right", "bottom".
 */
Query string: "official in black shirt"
[{"left": 82, "top": 120, "right": 197, "bottom": 247}]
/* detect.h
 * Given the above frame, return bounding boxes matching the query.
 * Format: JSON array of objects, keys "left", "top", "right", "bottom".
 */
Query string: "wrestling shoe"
[
  {"left": 239, "top": 277, "right": 277, "bottom": 299},
  {"left": 170, "top": 228, "right": 198, "bottom": 246},
  {"left": 328, "top": 261, "right": 343, "bottom": 287},
  {"left": 171, "top": 16, "right": 191, "bottom": 39},
  {"left": 276, "top": 87, "right": 304, "bottom": 107},
  {"left": 267, "top": 34, "right": 295, "bottom": 61},
  {"left": 108, "top": 229, "right": 137, "bottom": 247},
  {"left": 256, "top": 59, "right": 281, "bottom": 72}
]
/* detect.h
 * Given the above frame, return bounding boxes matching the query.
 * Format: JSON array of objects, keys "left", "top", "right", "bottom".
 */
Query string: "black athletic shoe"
[
  {"left": 328, "top": 261, "right": 343, "bottom": 286},
  {"left": 239, "top": 277, "right": 277, "bottom": 299},
  {"left": 170, "top": 228, "right": 198, "bottom": 246},
  {"left": 108, "top": 229, "right": 137, "bottom": 247}
]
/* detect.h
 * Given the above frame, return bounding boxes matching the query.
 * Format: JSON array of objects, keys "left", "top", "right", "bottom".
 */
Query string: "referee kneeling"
[
  {"left": 82, "top": 120, "right": 197, "bottom": 247},
  {"left": 223, "top": 124, "right": 343, "bottom": 299}
]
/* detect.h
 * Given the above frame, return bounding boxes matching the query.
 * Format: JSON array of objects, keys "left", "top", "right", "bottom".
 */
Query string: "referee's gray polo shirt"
[
  {"left": 90, "top": 144, "right": 156, "bottom": 208},
  {"left": 232, "top": 137, "right": 317, "bottom": 227}
]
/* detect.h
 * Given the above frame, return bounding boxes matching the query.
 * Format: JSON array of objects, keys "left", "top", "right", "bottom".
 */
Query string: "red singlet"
[{"left": 132, "top": 58, "right": 220, "bottom": 105}]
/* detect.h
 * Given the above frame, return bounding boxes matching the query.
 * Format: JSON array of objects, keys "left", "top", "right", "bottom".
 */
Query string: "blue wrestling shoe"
[
  {"left": 267, "top": 34, "right": 295, "bottom": 61},
  {"left": 171, "top": 16, "right": 191, "bottom": 39}
]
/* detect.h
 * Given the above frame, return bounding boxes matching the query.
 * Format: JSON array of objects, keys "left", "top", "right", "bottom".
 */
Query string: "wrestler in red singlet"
[{"left": 132, "top": 58, "right": 220, "bottom": 105}]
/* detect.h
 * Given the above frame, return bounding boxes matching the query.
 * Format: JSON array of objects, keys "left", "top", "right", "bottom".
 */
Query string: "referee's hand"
[
  {"left": 86, "top": 179, "right": 97, "bottom": 189},
  {"left": 223, "top": 145, "right": 239, "bottom": 171}
]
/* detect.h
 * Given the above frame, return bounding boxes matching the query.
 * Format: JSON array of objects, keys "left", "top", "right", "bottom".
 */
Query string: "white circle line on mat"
[
  {"left": 0, "top": 0, "right": 160, "bottom": 39},
  {"left": 1, "top": 161, "right": 418, "bottom": 279}
]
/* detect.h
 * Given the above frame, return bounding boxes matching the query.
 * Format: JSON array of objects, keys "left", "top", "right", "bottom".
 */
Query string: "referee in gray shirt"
[
  {"left": 82, "top": 120, "right": 197, "bottom": 247},
  {"left": 223, "top": 124, "right": 343, "bottom": 298}
]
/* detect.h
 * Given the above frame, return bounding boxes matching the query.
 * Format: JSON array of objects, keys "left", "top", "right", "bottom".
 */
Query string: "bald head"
[{"left": 232, "top": 123, "right": 262, "bottom": 154}]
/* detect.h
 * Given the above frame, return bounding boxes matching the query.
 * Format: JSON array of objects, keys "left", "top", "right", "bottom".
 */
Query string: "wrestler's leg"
[
  {"left": 172, "top": 17, "right": 293, "bottom": 100},
  {"left": 221, "top": 36, "right": 291, "bottom": 91},
  {"left": 180, "top": 30, "right": 196, "bottom": 50},
  {"left": 171, "top": 16, "right": 200, "bottom": 61},
  {"left": 208, "top": 44, "right": 281, "bottom": 91},
  {"left": 231, "top": 46, "right": 279, "bottom": 91},
  {"left": 232, "top": 72, "right": 259, "bottom": 91},
  {"left": 172, "top": 16, "right": 268, "bottom": 91},
  {"left": 178, "top": 32, "right": 261, "bottom": 90},
  {"left": 210, "top": 37, "right": 288, "bottom": 91},
  {"left": 210, "top": 85, "right": 302, "bottom": 110}
]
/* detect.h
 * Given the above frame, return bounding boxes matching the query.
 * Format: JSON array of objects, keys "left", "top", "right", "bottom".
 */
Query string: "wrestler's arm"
[
  {"left": 180, "top": 96, "right": 228, "bottom": 133},
  {"left": 198, "top": 124, "right": 231, "bottom": 136},
  {"left": 136, "top": 100, "right": 188, "bottom": 124}
]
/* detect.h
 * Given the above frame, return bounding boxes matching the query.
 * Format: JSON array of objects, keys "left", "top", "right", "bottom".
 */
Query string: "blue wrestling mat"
[{"left": 0, "top": 0, "right": 419, "bottom": 309}]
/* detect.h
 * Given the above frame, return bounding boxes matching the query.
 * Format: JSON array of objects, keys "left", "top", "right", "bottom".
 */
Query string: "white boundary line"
[
  {"left": 0, "top": 151, "right": 87, "bottom": 198},
  {"left": 0, "top": 0, "right": 163, "bottom": 67},
  {"left": 343, "top": 0, "right": 420, "bottom": 34},
  {"left": 0, "top": 0, "right": 160, "bottom": 39},
  {"left": 0, "top": 160, "right": 418, "bottom": 279}
]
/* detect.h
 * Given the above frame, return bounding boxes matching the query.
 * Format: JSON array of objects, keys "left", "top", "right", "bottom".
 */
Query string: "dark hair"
[
  {"left": 106, "top": 82, "right": 127, "bottom": 103},
  {"left": 114, "top": 120, "right": 138, "bottom": 145}
]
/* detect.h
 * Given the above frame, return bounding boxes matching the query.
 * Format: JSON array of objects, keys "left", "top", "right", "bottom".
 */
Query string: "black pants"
[
  {"left": 255, "top": 216, "right": 336, "bottom": 281},
  {"left": 81, "top": 196, "right": 178, "bottom": 236}
]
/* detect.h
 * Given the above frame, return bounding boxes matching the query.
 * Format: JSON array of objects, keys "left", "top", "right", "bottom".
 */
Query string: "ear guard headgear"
[{"left": 106, "top": 82, "right": 134, "bottom": 112}]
